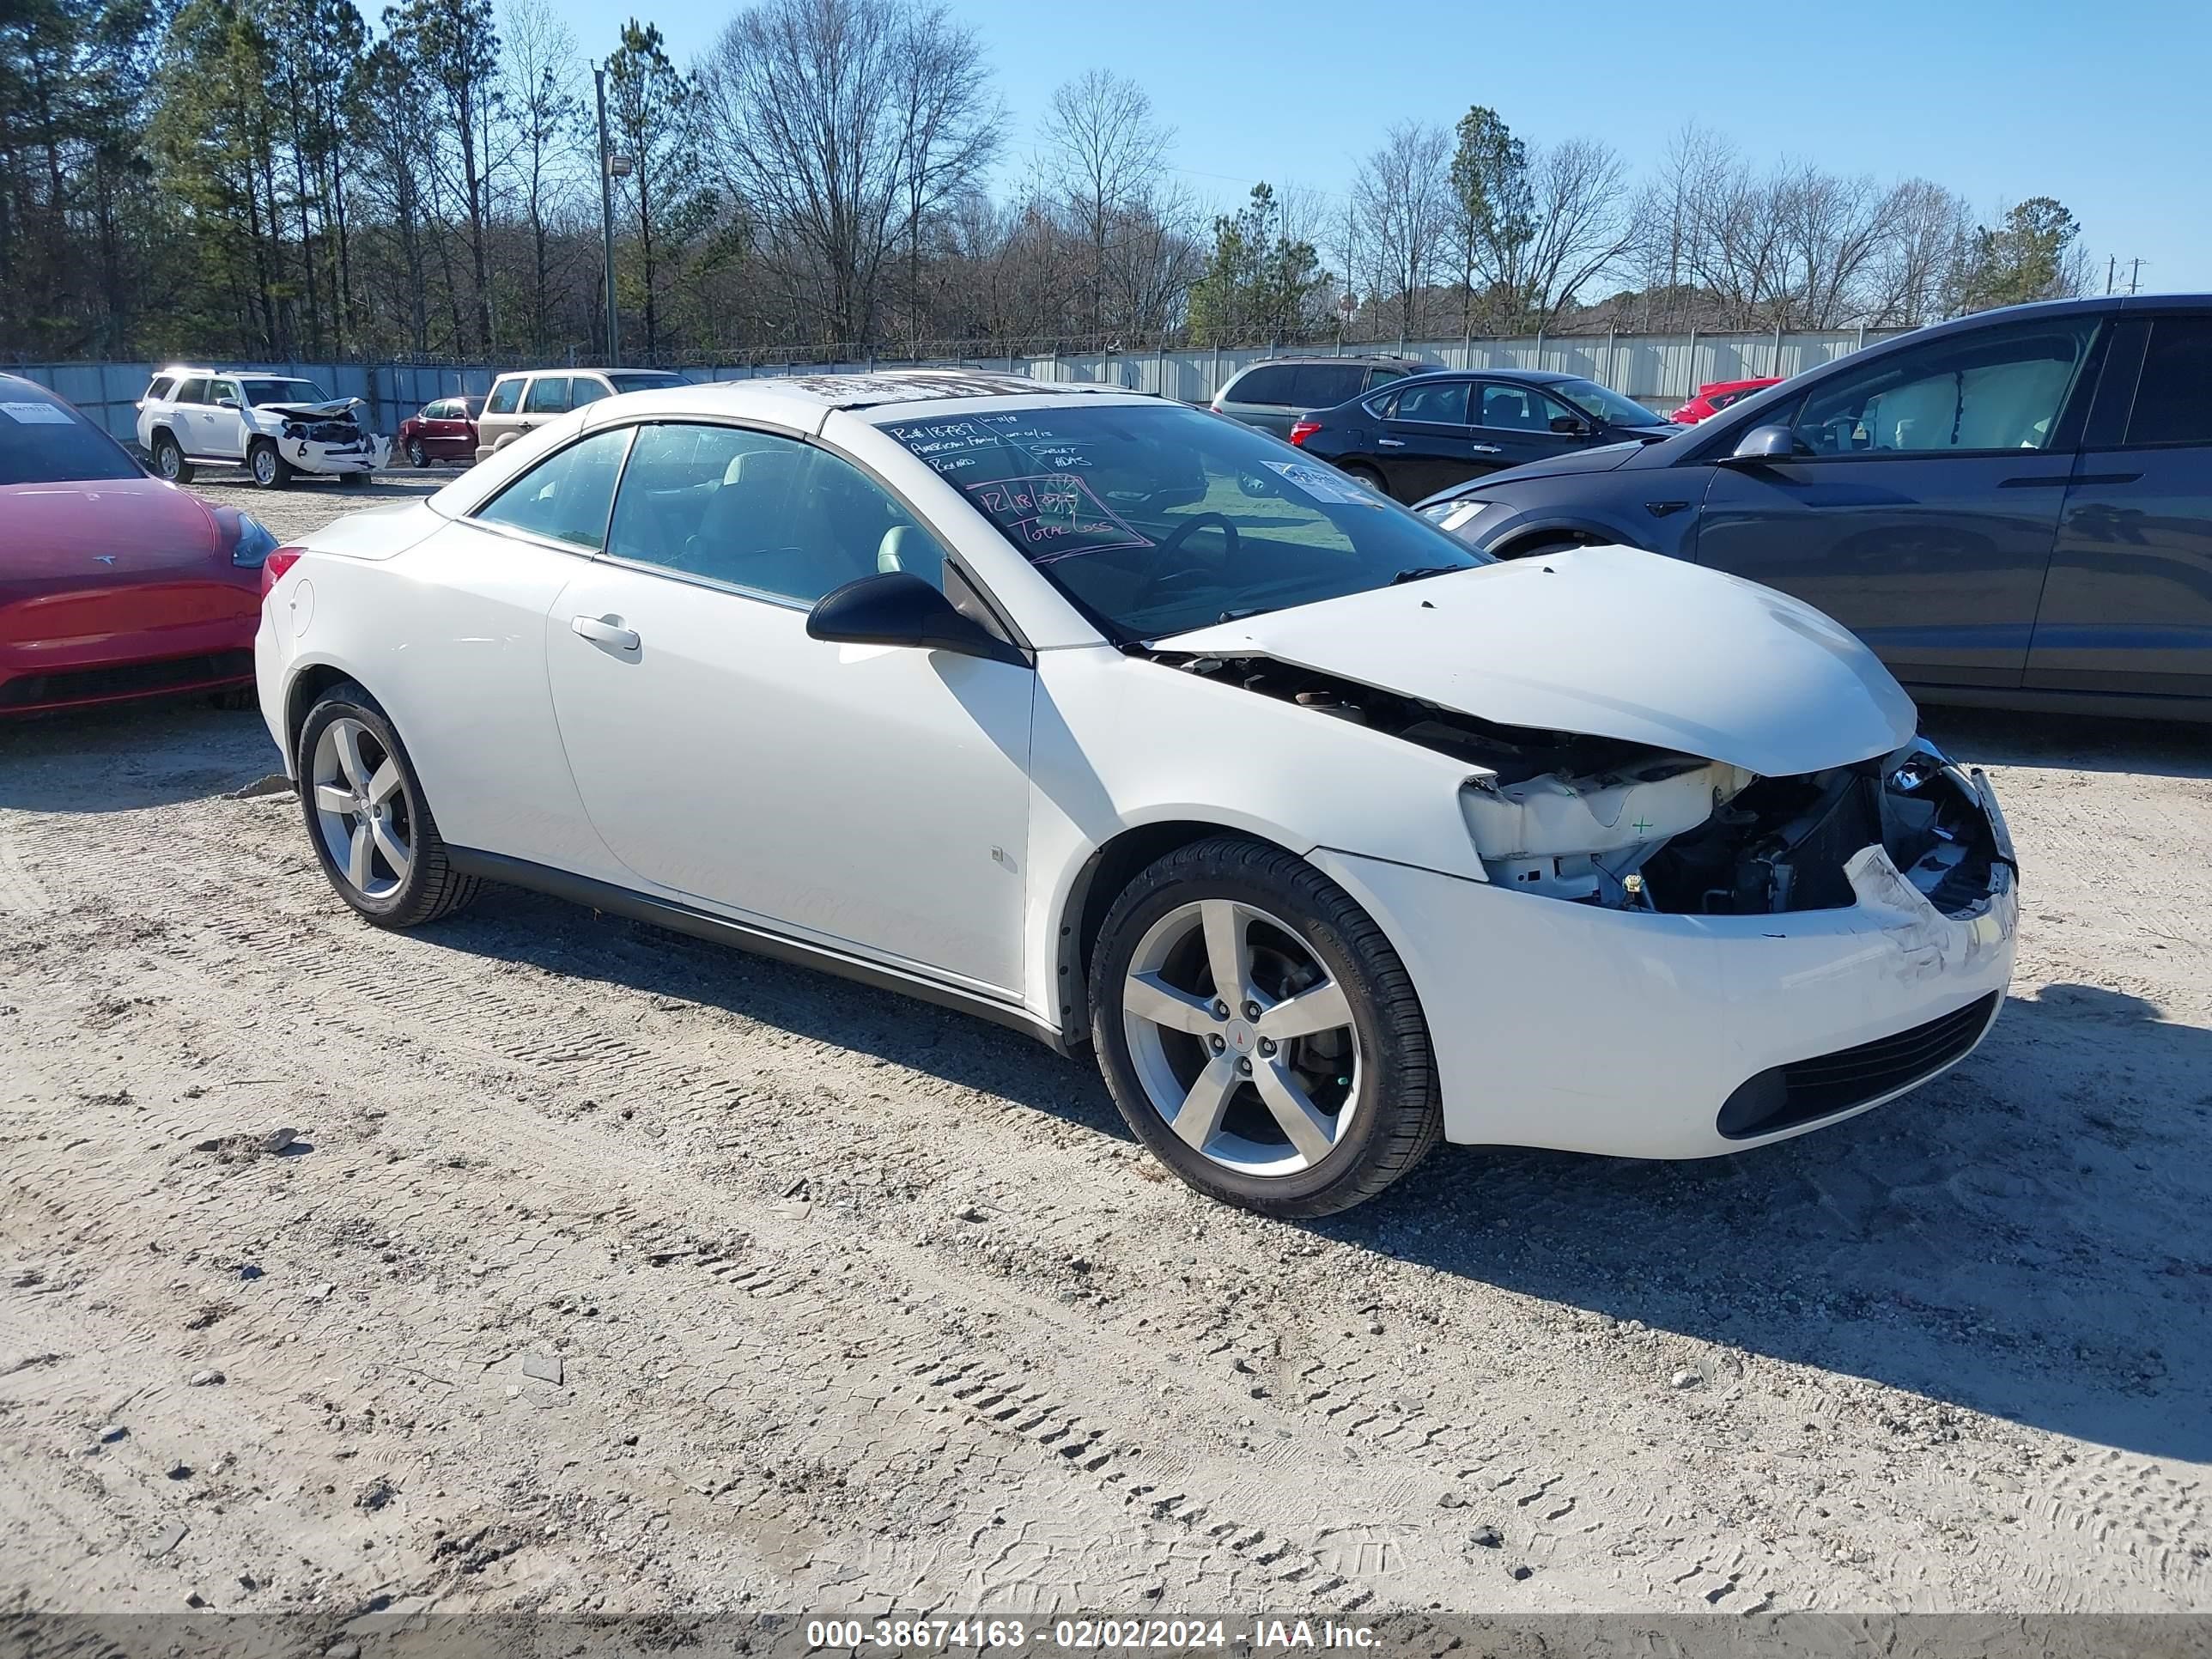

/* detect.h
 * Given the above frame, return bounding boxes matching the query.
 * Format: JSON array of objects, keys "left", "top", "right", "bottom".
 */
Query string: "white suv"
[{"left": 137, "top": 368, "right": 392, "bottom": 489}]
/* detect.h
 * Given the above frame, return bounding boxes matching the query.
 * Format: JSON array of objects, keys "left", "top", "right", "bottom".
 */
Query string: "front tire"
[
  {"left": 151, "top": 431, "right": 193, "bottom": 484},
  {"left": 1090, "top": 836, "right": 1441, "bottom": 1218},
  {"left": 296, "top": 684, "right": 478, "bottom": 929},
  {"left": 405, "top": 438, "right": 428, "bottom": 467},
  {"left": 338, "top": 471, "right": 368, "bottom": 487},
  {"left": 248, "top": 438, "right": 293, "bottom": 489}
]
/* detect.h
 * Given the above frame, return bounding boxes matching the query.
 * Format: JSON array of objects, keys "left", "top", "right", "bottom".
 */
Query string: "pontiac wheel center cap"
[{"left": 1223, "top": 1020, "right": 1257, "bottom": 1055}]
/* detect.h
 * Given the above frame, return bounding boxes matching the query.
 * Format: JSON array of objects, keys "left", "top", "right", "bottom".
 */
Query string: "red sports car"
[
  {"left": 1669, "top": 376, "right": 1784, "bottom": 424},
  {"left": 0, "top": 374, "right": 276, "bottom": 716},
  {"left": 396, "top": 394, "right": 483, "bottom": 467}
]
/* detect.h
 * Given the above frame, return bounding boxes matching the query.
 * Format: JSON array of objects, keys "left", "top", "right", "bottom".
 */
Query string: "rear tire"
[
  {"left": 1089, "top": 836, "right": 1442, "bottom": 1218},
  {"left": 338, "top": 471, "right": 368, "bottom": 486},
  {"left": 1340, "top": 462, "right": 1389, "bottom": 496},
  {"left": 151, "top": 431, "right": 192, "bottom": 485},
  {"left": 248, "top": 438, "right": 293, "bottom": 489},
  {"left": 296, "top": 683, "right": 479, "bottom": 929}
]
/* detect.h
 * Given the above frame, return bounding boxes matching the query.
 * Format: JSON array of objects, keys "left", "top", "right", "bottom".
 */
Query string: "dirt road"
[{"left": 2, "top": 479, "right": 2208, "bottom": 1617}]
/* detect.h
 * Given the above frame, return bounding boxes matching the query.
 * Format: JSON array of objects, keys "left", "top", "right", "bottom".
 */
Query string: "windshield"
[
  {"left": 1550, "top": 378, "right": 1667, "bottom": 428},
  {"left": 241, "top": 379, "right": 331, "bottom": 406},
  {"left": 882, "top": 401, "right": 1492, "bottom": 641},
  {"left": 605, "top": 372, "right": 679, "bottom": 394},
  {"left": 0, "top": 392, "right": 141, "bottom": 485}
]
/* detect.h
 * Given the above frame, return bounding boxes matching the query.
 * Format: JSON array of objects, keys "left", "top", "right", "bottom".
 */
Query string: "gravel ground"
[{"left": 1, "top": 476, "right": 2208, "bottom": 1618}]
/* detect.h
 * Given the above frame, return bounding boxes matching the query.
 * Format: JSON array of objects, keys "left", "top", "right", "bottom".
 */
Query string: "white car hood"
[
  {"left": 1155, "top": 544, "right": 1917, "bottom": 777},
  {"left": 260, "top": 398, "right": 364, "bottom": 421}
]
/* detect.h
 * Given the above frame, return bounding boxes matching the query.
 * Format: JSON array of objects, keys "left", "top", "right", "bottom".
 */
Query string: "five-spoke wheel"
[
  {"left": 1121, "top": 897, "right": 1360, "bottom": 1176},
  {"left": 311, "top": 715, "right": 412, "bottom": 902},
  {"left": 296, "top": 683, "right": 478, "bottom": 928},
  {"left": 1091, "top": 836, "right": 1440, "bottom": 1217}
]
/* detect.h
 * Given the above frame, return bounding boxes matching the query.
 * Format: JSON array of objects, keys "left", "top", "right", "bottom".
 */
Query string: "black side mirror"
[
  {"left": 806, "top": 571, "right": 1024, "bottom": 665},
  {"left": 1549, "top": 415, "right": 1589, "bottom": 436},
  {"left": 1725, "top": 423, "right": 1804, "bottom": 463}
]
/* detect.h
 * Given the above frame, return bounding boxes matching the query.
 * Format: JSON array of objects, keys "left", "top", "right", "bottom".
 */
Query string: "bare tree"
[
  {"left": 702, "top": 0, "right": 994, "bottom": 347},
  {"left": 887, "top": 5, "right": 1001, "bottom": 349},
  {"left": 1347, "top": 120, "right": 1449, "bottom": 342},
  {"left": 498, "top": 0, "right": 583, "bottom": 350},
  {"left": 1520, "top": 137, "right": 1632, "bottom": 329},
  {"left": 1042, "top": 69, "right": 1173, "bottom": 339},
  {"left": 1864, "top": 179, "right": 1974, "bottom": 325}
]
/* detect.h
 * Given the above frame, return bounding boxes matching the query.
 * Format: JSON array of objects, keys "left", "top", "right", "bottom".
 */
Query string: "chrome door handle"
[
  {"left": 1469, "top": 443, "right": 1503, "bottom": 454},
  {"left": 571, "top": 615, "right": 640, "bottom": 650},
  {"left": 1376, "top": 437, "right": 1406, "bottom": 447}
]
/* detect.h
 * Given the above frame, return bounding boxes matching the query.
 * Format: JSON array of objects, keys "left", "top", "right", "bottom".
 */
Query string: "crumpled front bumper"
[
  {"left": 1311, "top": 771, "right": 2019, "bottom": 1159},
  {"left": 281, "top": 429, "right": 391, "bottom": 475}
]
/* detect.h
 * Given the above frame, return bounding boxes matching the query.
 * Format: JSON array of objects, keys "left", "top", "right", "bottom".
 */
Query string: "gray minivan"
[{"left": 1211, "top": 355, "right": 1437, "bottom": 439}]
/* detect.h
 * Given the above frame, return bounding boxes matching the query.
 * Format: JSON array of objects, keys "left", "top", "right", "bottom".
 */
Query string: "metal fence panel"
[{"left": 10, "top": 327, "right": 1919, "bottom": 448}]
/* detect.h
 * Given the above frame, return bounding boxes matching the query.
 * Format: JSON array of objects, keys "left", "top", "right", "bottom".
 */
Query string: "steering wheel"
[{"left": 1138, "top": 513, "right": 1243, "bottom": 607}]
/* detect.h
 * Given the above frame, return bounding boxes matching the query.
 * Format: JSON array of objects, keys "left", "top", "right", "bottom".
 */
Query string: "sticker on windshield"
[
  {"left": 961, "top": 473, "right": 1153, "bottom": 562},
  {"left": 1261, "top": 459, "right": 1386, "bottom": 507},
  {"left": 0, "top": 401, "right": 72, "bottom": 424}
]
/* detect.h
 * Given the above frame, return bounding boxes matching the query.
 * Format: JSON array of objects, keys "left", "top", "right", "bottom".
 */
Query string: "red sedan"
[
  {"left": 1669, "top": 376, "right": 1784, "bottom": 424},
  {"left": 397, "top": 394, "right": 483, "bottom": 467},
  {"left": 1, "top": 374, "right": 276, "bottom": 716}
]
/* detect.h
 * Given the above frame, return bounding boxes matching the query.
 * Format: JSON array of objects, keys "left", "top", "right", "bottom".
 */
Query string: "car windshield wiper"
[{"left": 1389, "top": 565, "right": 1468, "bottom": 586}]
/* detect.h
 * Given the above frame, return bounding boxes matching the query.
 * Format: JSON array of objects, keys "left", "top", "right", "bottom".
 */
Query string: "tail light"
[
  {"left": 260, "top": 546, "right": 305, "bottom": 599},
  {"left": 1288, "top": 419, "right": 1321, "bottom": 447}
]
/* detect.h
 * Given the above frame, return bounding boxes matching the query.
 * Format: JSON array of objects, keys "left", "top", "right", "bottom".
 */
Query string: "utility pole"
[
  {"left": 2129, "top": 258, "right": 2144, "bottom": 296},
  {"left": 595, "top": 67, "right": 620, "bottom": 368},
  {"left": 2106, "top": 255, "right": 2117, "bottom": 296}
]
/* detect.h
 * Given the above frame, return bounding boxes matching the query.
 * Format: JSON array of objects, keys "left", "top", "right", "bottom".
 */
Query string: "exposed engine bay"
[
  {"left": 1157, "top": 653, "right": 2008, "bottom": 918},
  {"left": 262, "top": 398, "right": 388, "bottom": 473}
]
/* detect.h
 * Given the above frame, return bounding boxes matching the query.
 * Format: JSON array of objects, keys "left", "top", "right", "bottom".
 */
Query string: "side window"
[
  {"left": 569, "top": 377, "right": 610, "bottom": 407},
  {"left": 210, "top": 378, "right": 240, "bottom": 406},
  {"left": 146, "top": 375, "right": 177, "bottom": 404},
  {"left": 472, "top": 427, "right": 632, "bottom": 550},
  {"left": 1792, "top": 319, "right": 2100, "bottom": 456},
  {"left": 1393, "top": 379, "right": 1472, "bottom": 426},
  {"left": 1289, "top": 364, "right": 1363, "bottom": 408},
  {"left": 1531, "top": 389, "right": 1586, "bottom": 432},
  {"left": 422, "top": 400, "right": 449, "bottom": 420},
  {"left": 1477, "top": 384, "right": 1545, "bottom": 430},
  {"left": 1364, "top": 366, "right": 1412, "bottom": 391},
  {"left": 1228, "top": 365, "right": 1295, "bottom": 405},
  {"left": 605, "top": 422, "right": 951, "bottom": 605},
  {"left": 2125, "top": 317, "right": 2212, "bottom": 447},
  {"left": 484, "top": 378, "right": 523, "bottom": 416},
  {"left": 522, "top": 375, "right": 572, "bottom": 414}
]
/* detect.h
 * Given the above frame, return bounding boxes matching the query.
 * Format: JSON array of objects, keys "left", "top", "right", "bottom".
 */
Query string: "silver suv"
[
  {"left": 474, "top": 368, "right": 683, "bottom": 462},
  {"left": 1211, "top": 355, "right": 1437, "bottom": 439}
]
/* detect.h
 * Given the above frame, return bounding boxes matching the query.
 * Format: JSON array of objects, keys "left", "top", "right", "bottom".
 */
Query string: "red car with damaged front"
[{"left": 0, "top": 374, "right": 279, "bottom": 716}]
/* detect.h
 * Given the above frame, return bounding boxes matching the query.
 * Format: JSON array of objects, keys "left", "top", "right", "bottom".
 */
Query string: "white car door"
[
  {"left": 374, "top": 425, "right": 639, "bottom": 878},
  {"left": 204, "top": 376, "right": 248, "bottom": 459},
  {"left": 542, "top": 419, "right": 1034, "bottom": 997}
]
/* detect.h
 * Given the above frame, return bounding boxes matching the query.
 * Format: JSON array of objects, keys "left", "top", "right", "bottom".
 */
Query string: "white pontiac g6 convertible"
[{"left": 256, "top": 371, "right": 2017, "bottom": 1215}]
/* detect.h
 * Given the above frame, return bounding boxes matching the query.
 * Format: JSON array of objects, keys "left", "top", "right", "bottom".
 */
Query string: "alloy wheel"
[
  {"left": 309, "top": 716, "right": 413, "bottom": 901},
  {"left": 253, "top": 447, "right": 278, "bottom": 486},
  {"left": 1120, "top": 898, "right": 1361, "bottom": 1176}
]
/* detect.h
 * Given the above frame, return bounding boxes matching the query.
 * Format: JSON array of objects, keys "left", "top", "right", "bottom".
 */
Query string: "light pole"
[{"left": 594, "top": 67, "right": 620, "bottom": 368}]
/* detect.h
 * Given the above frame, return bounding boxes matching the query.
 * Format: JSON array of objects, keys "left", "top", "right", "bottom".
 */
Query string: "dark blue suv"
[{"left": 1419, "top": 296, "right": 2212, "bottom": 720}]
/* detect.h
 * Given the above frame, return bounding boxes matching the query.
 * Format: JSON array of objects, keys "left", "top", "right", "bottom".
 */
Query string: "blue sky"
[{"left": 540, "top": 0, "right": 2212, "bottom": 292}]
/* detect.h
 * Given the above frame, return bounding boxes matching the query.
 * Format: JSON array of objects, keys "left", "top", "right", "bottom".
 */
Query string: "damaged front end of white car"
[
  {"left": 1151, "top": 544, "right": 2017, "bottom": 1157},
  {"left": 257, "top": 398, "right": 392, "bottom": 476}
]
